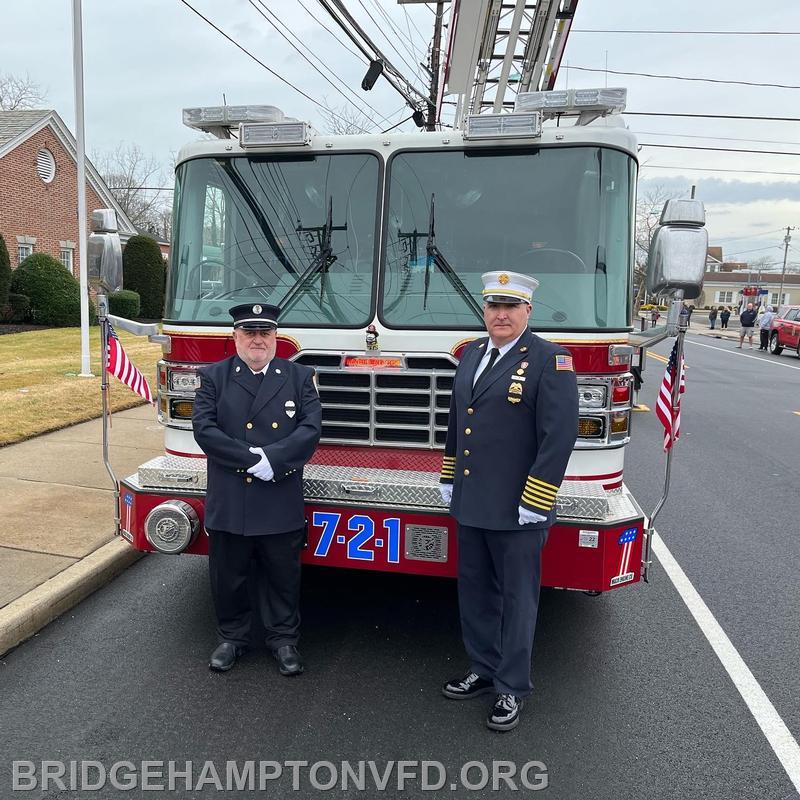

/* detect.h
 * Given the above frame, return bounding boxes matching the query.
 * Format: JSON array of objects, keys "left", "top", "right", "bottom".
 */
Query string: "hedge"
[
  {"left": 108, "top": 289, "right": 141, "bottom": 319},
  {"left": 0, "top": 234, "right": 11, "bottom": 308},
  {"left": 123, "top": 235, "right": 165, "bottom": 319},
  {"left": 5, "top": 293, "right": 31, "bottom": 323}
]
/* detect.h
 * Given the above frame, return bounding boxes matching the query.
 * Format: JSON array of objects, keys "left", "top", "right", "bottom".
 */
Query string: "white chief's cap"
[{"left": 481, "top": 271, "right": 539, "bottom": 304}]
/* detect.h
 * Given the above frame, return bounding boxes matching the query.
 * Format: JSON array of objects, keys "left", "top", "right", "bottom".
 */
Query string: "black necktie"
[{"left": 473, "top": 347, "right": 500, "bottom": 392}]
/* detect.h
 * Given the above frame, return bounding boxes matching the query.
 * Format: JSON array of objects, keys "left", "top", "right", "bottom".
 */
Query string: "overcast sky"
[{"left": 3, "top": 0, "right": 800, "bottom": 268}]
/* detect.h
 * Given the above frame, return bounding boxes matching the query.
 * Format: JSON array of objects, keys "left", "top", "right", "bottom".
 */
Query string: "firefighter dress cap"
[
  {"left": 229, "top": 303, "right": 280, "bottom": 330},
  {"left": 481, "top": 271, "right": 539, "bottom": 304}
]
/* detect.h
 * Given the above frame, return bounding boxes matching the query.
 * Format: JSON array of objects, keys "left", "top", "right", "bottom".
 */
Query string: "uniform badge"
[
  {"left": 499, "top": 273, "right": 510, "bottom": 285},
  {"left": 521, "top": 362, "right": 529, "bottom": 369},
  {"left": 516, "top": 368, "right": 524, "bottom": 375},
  {"left": 555, "top": 354, "right": 574, "bottom": 371},
  {"left": 253, "top": 304, "right": 262, "bottom": 314},
  {"left": 285, "top": 400, "right": 296, "bottom": 418},
  {"left": 508, "top": 382, "right": 523, "bottom": 395},
  {"left": 507, "top": 396, "right": 521, "bottom": 404}
]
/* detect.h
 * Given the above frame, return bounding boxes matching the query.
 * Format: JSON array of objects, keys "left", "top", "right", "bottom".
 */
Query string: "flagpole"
[
  {"left": 97, "top": 293, "right": 121, "bottom": 536},
  {"left": 643, "top": 289, "right": 686, "bottom": 582}
]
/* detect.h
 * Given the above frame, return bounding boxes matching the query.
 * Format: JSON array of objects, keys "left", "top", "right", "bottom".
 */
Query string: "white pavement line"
[
  {"left": 687, "top": 340, "right": 800, "bottom": 370},
  {"left": 652, "top": 532, "right": 800, "bottom": 796}
]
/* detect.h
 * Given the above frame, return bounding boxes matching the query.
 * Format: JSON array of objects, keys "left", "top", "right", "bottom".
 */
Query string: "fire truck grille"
[{"left": 310, "top": 362, "right": 456, "bottom": 449}]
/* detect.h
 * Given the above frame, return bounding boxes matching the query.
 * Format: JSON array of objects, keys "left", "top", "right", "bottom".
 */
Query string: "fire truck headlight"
[
  {"left": 170, "top": 399, "right": 194, "bottom": 420},
  {"left": 577, "top": 416, "right": 604, "bottom": 438},
  {"left": 144, "top": 501, "right": 199, "bottom": 554},
  {"left": 578, "top": 385, "right": 606, "bottom": 409},
  {"left": 170, "top": 369, "right": 200, "bottom": 392}
]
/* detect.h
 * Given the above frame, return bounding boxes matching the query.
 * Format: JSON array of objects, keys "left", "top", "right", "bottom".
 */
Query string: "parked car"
[{"left": 769, "top": 305, "right": 800, "bottom": 356}]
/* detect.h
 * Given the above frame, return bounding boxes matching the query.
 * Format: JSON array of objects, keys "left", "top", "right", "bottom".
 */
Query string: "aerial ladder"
[{"left": 441, "top": 0, "right": 579, "bottom": 127}]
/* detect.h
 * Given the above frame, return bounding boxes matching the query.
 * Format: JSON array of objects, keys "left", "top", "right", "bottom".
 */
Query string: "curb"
[{"left": 0, "top": 538, "right": 145, "bottom": 658}]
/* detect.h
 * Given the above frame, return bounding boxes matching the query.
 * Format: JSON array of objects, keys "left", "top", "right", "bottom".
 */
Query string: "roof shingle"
[{"left": 0, "top": 109, "right": 52, "bottom": 148}]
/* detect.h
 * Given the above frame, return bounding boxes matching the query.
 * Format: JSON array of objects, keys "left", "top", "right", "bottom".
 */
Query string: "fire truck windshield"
[
  {"left": 166, "top": 153, "right": 380, "bottom": 327},
  {"left": 381, "top": 146, "right": 636, "bottom": 330}
]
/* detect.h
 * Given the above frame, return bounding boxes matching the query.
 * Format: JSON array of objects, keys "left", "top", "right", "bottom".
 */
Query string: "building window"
[
  {"left": 17, "top": 243, "right": 33, "bottom": 265},
  {"left": 60, "top": 248, "right": 74, "bottom": 271},
  {"left": 771, "top": 292, "right": 788, "bottom": 307},
  {"left": 716, "top": 291, "right": 733, "bottom": 304}
]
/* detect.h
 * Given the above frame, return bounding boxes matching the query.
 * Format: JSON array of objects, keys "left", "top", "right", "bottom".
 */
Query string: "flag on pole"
[
  {"left": 106, "top": 323, "right": 153, "bottom": 404},
  {"left": 655, "top": 339, "right": 686, "bottom": 451}
]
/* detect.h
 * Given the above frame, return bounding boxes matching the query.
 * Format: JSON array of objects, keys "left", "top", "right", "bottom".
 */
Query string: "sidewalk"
[{"left": 0, "top": 405, "right": 162, "bottom": 656}]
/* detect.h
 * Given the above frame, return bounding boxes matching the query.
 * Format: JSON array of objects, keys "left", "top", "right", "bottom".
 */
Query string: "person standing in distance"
[
  {"left": 193, "top": 303, "right": 321, "bottom": 676},
  {"left": 439, "top": 271, "right": 578, "bottom": 732},
  {"left": 738, "top": 302, "right": 758, "bottom": 349}
]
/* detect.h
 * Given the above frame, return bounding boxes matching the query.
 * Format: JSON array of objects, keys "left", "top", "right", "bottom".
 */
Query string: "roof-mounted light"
[
  {"left": 464, "top": 112, "right": 542, "bottom": 141},
  {"left": 240, "top": 121, "right": 311, "bottom": 148},
  {"left": 515, "top": 88, "right": 627, "bottom": 124},
  {"left": 182, "top": 105, "right": 285, "bottom": 137}
]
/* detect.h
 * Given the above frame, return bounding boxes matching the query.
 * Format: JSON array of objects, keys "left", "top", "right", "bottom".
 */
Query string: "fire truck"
[{"left": 96, "top": 0, "right": 707, "bottom": 593}]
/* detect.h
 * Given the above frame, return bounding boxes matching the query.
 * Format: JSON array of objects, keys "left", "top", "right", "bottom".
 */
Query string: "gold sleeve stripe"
[
  {"left": 522, "top": 490, "right": 554, "bottom": 507},
  {"left": 525, "top": 485, "right": 557, "bottom": 500},
  {"left": 526, "top": 477, "right": 559, "bottom": 494},
  {"left": 440, "top": 470, "right": 455, "bottom": 478},
  {"left": 522, "top": 497, "right": 551, "bottom": 511}
]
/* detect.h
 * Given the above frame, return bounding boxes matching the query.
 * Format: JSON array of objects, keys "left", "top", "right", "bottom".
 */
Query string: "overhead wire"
[
  {"left": 632, "top": 131, "right": 800, "bottom": 147},
  {"left": 639, "top": 142, "right": 800, "bottom": 156},
  {"left": 569, "top": 65, "right": 800, "bottom": 90},
  {"left": 628, "top": 111, "right": 800, "bottom": 122},
  {"left": 296, "top": 0, "right": 363, "bottom": 61},
  {"left": 642, "top": 165, "right": 800, "bottom": 177},
  {"left": 572, "top": 29, "right": 800, "bottom": 36},
  {"left": 178, "top": 0, "right": 362, "bottom": 131},
  {"left": 366, "top": 0, "right": 428, "bottom": 78}
]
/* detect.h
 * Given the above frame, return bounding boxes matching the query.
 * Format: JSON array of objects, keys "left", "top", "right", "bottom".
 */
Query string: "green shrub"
[
  {"left": 123, "top": 235, "right": 165, "bottom": 319},
  {"left": 108, "top": 289, "right": 141, "bottom": 319},
  {"left": 3, "top": 293, "right": 31, "bottom": 322},
  {"left": 0, "top": 234, "right": 11, "bottom": 308},
  {"left": 9, "top": 253, "right": 95, "bottom": 327}
]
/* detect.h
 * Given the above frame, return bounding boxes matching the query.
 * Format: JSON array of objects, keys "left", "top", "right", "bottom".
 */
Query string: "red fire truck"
[{"left": 94, "top": 2, "right": 707, "bottom": 593}]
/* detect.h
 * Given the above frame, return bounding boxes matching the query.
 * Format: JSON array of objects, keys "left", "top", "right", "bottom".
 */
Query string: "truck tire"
[{"left": 769, "top": 332, "right": 783, "bottom": 355}]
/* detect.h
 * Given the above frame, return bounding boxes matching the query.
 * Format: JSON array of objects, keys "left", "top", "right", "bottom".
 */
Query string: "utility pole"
[
  {"left": 778, "top": 226, "right": 794, "bottom": 310},
  {"left": 427, "top": 1, "right": 445, "bottom": 131}
]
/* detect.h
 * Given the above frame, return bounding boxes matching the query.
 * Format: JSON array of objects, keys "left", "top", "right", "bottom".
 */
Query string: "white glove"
[
  {"left": 518, "top": 506, "right": 547, "bottom": 526},
  {"left": 439, "top": 484, "right": 453, "bottom": 505},
  {"left": 247, "top": 447, "right": 274, "bottom": 482}
]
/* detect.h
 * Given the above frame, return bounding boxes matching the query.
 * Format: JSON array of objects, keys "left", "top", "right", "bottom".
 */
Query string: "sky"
[{"left": 3, "top": 0, "right": 800, "bottom": 269}]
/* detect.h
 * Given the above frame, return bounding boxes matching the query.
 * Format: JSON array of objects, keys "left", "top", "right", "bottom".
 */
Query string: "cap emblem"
[
  {"left": 252, "top": 304, "right": 262, "bottom": 314},
  {"left": 498, "top": 273, "right": 510, "bottom": 285}
]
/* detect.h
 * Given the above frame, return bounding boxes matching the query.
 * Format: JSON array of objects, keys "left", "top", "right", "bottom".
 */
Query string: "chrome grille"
[{"left": 300, "top": 352, "right": 456, "bottom": 448}]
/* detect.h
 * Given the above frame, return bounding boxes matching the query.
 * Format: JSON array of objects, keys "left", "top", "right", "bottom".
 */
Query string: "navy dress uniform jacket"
[
  {"left": 193, "top": 355, "right": 322, "bottom": 536},
  {"left": 440, "top": 329, "right": 578, "bottom": 530}
]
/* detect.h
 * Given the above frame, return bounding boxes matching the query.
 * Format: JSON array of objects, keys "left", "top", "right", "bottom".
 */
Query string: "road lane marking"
[
  {"left": 648, "top": 352, "right": 669, "bottom": 364},
  {"left": 686, "top": 340, "right": 800, "bottom": 371},
  {"left": 652, "top": 531, "right": 800, "bottom": 796}
]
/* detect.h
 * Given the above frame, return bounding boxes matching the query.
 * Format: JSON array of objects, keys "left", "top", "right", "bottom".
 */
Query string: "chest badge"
[
  {"left": 508, "top": 381, "right": 523, "bottom": 395},
  {"left": 285, "top": 400, "right": 296, "bottom": 419}
]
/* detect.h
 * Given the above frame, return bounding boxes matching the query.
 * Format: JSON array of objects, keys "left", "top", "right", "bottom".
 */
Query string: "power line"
[
  {"left": 365, "top": 0, "right": 427, "bottom": 81},
  {"left": 178, "top": 0, "right": 358, "bottom": 130},
  {"left": 296, "top": 0, "right": 363, "bottom": 61},
  {"left": 640, "top": 142, "right": 800, "bottom": 157},
  {"left": 570, "top": 65, "right": 800, "bottom": 90},
  {"left": 628, "top": 111, "right": 800, "bottom": 122},
  {"left": 633, "top": 130, "right": 800, "bottom": 147},
  {"left": 572, "top": 29, "right": 800, "bottom": 36},
  {"left": 642, "top": 165, "right": 800, "bottom": 177},
  {"left": 357, "top": 0, "right": 426, "bottom": 85}
]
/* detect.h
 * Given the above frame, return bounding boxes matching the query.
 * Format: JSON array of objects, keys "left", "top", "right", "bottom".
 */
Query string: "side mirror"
[
  {"left": 646, "top": 199, "right": 708, "bottom": 301},
  {"left": 88, "top": 209, "right": 123, "bottom": 293}
]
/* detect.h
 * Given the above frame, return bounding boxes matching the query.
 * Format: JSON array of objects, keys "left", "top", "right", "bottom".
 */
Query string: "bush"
[
  {"left": 0, "top": 234, "right": 11, "bottom": 308},
  {"left": 108, "top": 289, "right": 141, "bottom": 319},
  {"left": 9, "top": 253, "right": 95, "bottom": 327},
  {"left": 4, "top": 293, "right": 31, "bottom": 322},
  {"left": 123, "top": 235, "right": 165, "bottom": 319}
]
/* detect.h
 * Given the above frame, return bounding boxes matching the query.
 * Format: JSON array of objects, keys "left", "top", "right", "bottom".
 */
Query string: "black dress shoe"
[
  {"left": 209, "top": 642, "right": 244, "bottom": 672},
  {"left": 487, "top": 693, "right": 523, "bottom": 732},
  {"left": 273, "top": 644, "right": 304, "bottom": 676},
  {"left": 442, "top": 671, "right": 494, "bottom": 700}
]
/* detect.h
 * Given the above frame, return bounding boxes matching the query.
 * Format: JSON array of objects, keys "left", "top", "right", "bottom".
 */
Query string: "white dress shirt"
[{"left": 472, "top": 332, "right": 524, "bottom": 386}]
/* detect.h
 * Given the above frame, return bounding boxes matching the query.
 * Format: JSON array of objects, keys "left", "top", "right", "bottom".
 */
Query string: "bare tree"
[
  {"left": 94, "top": 143, "right": 171, "bottom": 237},
  {"left": 319, "top": 102, "right": 373, "bottom": 135},
  {"left": 0, "top": 72, "right": 46, "bottom": 110}
]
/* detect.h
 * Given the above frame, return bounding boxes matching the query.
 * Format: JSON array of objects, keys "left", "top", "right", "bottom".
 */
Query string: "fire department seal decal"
[
  {"left": 252, "top": 304, "right": 262, "bottom": 314},
  {"left": 285, "top": 400, "right": 296, "bottom": 418},
  {"left": 498, "top": 273, "right": 510, "bottom": 285}
]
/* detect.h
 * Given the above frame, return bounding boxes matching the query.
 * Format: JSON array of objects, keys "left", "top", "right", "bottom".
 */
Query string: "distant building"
[
  {"left": 701, "top": 271, "right": 798, "bottom": 309},
  {"left": 0, "top": 109, "right": 139, "bottom": 277}
]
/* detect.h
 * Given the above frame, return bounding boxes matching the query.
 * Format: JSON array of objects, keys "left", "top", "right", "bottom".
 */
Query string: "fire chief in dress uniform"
[
  {"left": 193, "top": 303, "right": 321, "bottom": 676},
  {"left": 439, "top": 271, "right": 578, "bottom": 731}
]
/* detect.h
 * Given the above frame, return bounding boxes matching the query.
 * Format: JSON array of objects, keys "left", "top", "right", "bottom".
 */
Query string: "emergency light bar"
[
  {"left": 515, "top": 88, "right": 627, "bottom": 121},
  {"left": 240, "top": 121, "right": 311, "bottom": 148},
  {"left": 463, "top": 112, "right": 542, "bottom": 140},
  {"left": 182, "top": 105, "right": 285, "bottom": 136}
]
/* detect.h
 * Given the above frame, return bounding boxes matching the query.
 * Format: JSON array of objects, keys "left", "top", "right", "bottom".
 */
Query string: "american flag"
[
  {"left": 106, "top": 324, "right": 153, "bottom": 404},
  {"left": 655, "top": 339, "right": 685, "bottom": 451}
]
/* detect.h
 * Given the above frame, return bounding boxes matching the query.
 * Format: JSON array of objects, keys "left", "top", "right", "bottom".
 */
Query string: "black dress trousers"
[{"left": 208, "top": 528, "right": 305, "bottom": 650}]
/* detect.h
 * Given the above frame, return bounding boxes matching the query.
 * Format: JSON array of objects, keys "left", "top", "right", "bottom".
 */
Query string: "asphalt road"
[{"left": 1, "top": 331, "right": 798, "bottom": 799}]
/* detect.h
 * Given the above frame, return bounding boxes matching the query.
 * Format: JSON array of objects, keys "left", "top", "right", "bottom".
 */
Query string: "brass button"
[
  {"left": 246, "top": 476, "right": 253, "bottom": 484},
  {"left": 465, "top": 427, "right": 472, "bottom": 435},
  {"left": 246, "top": 422, "right": 253, "bottom": 430},
  {"left": 467, "top": 407, "right": 474, "bottom": 415},
  {"left": 463, "top": 469, "right": 470, "bottom": 476},
  {"left": 464, "top": 449, "right": 470, "bottom": 456},
  {"left": 272, "top": 422, "right": 278, "bottom": 429}
]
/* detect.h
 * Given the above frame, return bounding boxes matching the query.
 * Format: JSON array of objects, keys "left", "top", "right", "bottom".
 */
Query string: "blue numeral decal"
[
  {"left": 312, "top": 512, "right": 341, "bottom": 557},
  {"left": 346, "top": 516, "right": 375, "bottom": 561},
  {"left": 383, "top": 518, "right": 401, "bottom": 563}
]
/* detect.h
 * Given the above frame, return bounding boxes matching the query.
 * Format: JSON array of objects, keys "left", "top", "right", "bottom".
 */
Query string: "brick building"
[{"left": 0, "top": 109, "right": 137, "bottom": 278}]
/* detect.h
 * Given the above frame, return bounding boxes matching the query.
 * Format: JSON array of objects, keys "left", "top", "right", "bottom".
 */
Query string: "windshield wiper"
[
  {"left": 279, "top": 196, "right": 347, "bottom": 312},
  {"left": 424, "top": 194, "right": 484, "bottom": 324}
]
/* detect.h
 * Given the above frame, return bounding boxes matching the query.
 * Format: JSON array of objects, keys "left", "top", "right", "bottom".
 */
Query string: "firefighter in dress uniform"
[
  {"left": 193, "top": 303, "right": 322, "bottom": 675},
  {"left": 439, "top": 271, "right": 578, "bottom": 731}
]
